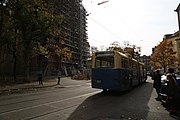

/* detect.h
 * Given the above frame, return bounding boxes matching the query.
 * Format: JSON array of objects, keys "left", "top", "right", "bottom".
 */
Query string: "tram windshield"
[{"left": 95, "top": 56, "right": 114, "bottom": 68}]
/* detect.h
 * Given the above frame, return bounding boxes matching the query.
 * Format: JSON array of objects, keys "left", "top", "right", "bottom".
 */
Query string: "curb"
[
  {"left": 0, "top": 83, "right": 58, "bottom": 95},
  {"left": 0, "top": 77, "right": 91, "bottom": 95}
]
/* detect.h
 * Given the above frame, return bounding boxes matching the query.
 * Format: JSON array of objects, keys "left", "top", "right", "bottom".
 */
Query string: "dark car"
[
  {"left": 159, "top": 74, "right": 180, "bottom": 102},
  {"left": 176, "top": 75, "right": 180, "bottom": 85}
]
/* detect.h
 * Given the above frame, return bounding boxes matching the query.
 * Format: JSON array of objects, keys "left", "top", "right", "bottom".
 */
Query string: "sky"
[{"left": 82, "top": 0, "right": 180, "bottom": 55}]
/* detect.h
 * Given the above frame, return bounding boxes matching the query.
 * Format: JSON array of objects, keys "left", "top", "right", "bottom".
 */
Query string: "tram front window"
[{"left": 95, "top": 56, "right": 114, "bottom": 68}]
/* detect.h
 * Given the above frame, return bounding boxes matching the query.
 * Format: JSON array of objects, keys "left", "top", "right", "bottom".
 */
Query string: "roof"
[
  {"left": 175, "top": 3, "right": 180, "bottom": 12},
  {"left": 163, "top": 31, "right": 180, "bottom": 40}
]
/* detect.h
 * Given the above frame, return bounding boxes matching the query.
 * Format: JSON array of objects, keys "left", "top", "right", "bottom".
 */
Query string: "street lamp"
[{"left": 175, "top": 3, "right": 180, "bottom": 37}]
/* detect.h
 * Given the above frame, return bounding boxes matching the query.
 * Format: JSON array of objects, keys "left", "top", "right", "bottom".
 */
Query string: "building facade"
[
  {"left": 0, "top": 0, "right": 89, "bottom": 81},
  {"left": 53, "top": 0, "right": 90, "bottom": 75},
  {"left": 163, "top": 32, "right": 180, "bottom": 70},
  {"left": 151, "top": 31, "right": 180, "bottom": 72},
  {"left": 139, "top": 55, "right": 151, "bottom": 72},
  {"left": 175, "top": 3, "right": 180, "bottom": 37}
]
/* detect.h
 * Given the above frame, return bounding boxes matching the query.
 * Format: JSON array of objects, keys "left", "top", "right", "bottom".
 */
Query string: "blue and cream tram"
[{"left": 91, "top": 51, "right": 147, "bottom": 91}]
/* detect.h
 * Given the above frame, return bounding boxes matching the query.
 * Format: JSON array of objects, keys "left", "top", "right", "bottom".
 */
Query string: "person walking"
[
  {"left": 57, "top": 69, "right": 61, "bottom": 85},
  {"left": 153, "top": 70, "right": 162, "bottom": 101},
  {"left": 166, "top": 68, "right": 179, "bottom": 115},
  {"left": 38, "top": 70, "right": 43, "bottom": 85}
]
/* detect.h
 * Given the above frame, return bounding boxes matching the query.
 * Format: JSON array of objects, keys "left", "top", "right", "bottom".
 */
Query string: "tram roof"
[
  {"left": 95, "top": 51, "right": 114, "bottom": 57},
  {"left": 118, "top": 51, "right": 128, "bottom": 58}
]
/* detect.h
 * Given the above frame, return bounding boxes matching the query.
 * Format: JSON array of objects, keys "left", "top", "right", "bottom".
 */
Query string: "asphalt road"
[{"left": 0, "top": 77, "right": 178, "bottom": 120}]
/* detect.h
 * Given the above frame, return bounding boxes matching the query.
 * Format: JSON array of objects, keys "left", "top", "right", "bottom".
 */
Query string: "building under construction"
[
  {"left": 0, "top": 0, "right": 89, "bottom": 81},
  {"left": 54, "top": 0, "right": 90, "bottom": 75}
]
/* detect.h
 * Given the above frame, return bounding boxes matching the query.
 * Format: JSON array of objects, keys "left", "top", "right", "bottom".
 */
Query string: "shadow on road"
[{"left": 67, "top": 82, "right": 154, "bottom": 120}]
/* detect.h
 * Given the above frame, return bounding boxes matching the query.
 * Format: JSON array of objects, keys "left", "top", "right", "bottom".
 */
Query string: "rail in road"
[
  {"left": 0, "top": 82, "right": 100, "bottom": 120},
  {"left": 0, "top": 77, "right": 179, "bottom": 120}
]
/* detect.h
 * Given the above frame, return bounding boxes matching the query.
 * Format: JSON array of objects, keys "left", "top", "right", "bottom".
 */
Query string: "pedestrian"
[
  {"left": 153, "top": 70, "right": 161, "bottom": 101},
  {"left": 38, "top": 70, "right": 43, "bottom": 85},
  {"left": 57, "top": 69, "right": 61, "bottom": 85},
  {"left": 166, "top": 68, "right": 179, "bottom": 115}
]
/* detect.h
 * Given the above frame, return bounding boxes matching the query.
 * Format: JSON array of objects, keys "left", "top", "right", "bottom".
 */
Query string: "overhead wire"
[
  {"left": 88, "top": 16, "right": 125, "bottom": 47},
  {"left": 88, "top": 37, "right": 106, "bottom": 44},
  {"left": 84, "top": 1, "right": 148, "bottom": 48},
  {"left": 85, "top": 1, "right": 144, "bottom": 48}
]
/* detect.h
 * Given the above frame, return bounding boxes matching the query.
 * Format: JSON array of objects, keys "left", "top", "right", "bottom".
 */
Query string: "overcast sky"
[{"left": 82, "top": 0, "right": 180, "bottom": 55}]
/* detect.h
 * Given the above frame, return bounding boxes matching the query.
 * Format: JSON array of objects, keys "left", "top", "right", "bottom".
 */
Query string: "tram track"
[{"left": 0, "top": 91, "right": 100, "bottom": 120}]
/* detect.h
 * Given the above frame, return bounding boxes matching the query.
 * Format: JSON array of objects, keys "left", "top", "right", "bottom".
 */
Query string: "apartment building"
[
  {"left": 175, "top": 3, "right": 180, "bottom": 37},
  {"left": 139, "top": 55, "right": 151, "bottom": 72},
  {"left": 151, "top": 31, "right": 180, "bottom": 72},
  {"left": 163, "top": 32, "right": 180, "bottom": 69},
  {"left": 0, "top": 0, "right": 89, "bottom": 80},
  {"left": 53, "top": 0, "right": 90, "bottom": 75}
]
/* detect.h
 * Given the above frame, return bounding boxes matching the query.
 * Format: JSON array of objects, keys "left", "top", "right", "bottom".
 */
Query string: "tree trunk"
[
  {"left": 7, "top": 44, "right": 18, "bottom": 83},
  {"left": 0, "top": 1, "right": 4, "bottom": 37},
  {"left": 0, "top": 1, "right": 5, "bottom": 81},
  {"left": 25, "top": 53, "right": 30, "bottom": 82},
  {"left": 12, "top": 52, "right": 16, "bottom": 82},
  {"left": 163, "top": 66, "right": 166, "bottom": 74},
  {"left": 0, "top": 47, "right": 6, "bottom": 81}
]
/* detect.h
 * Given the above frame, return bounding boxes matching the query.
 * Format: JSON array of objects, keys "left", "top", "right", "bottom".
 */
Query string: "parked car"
[
  {"left": 176, "top": 75, "right": 180, "bottom": 86},
  {"left": 161, "top": 74, "right": 168, "bottom": 84},
  {"left": 159, "top": 74, "right": 180, "bottom": 102},
  {"left": 147, "top": 72, "right": 151, "bottom": 76},
  {"left": 159, "top": 75, "right": 168, "bottom": 101}
]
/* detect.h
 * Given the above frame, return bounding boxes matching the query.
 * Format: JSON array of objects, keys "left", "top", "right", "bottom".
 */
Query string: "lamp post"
[{"left": 175, "top": 4, "right": 180, "bottom": 37}]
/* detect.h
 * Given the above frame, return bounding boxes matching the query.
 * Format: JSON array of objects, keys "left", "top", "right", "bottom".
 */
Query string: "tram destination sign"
[{"left": 95, "top": 51, "right": 114, "bottom": 57}]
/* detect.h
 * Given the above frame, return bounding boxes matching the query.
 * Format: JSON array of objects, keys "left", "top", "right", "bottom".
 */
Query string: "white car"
[{"left": 161, "top": 75, "right": 168, "bottom": 85}]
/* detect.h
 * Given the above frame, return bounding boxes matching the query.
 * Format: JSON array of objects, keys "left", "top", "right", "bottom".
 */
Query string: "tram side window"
[
  {"left": 95, "top": 57, "right": 114, "bottom": 68},
  {"left": 122, "top": 58, "right": 128, "bottom": 68},
  {"left": 95, "top": 59, "right": 101, "bottom": 67},
  {"left": 129, "top": 61, "right": 133, "bottom": 69},
  {"left": 132, "top": 62, "right": 136, "bottom": 69}
]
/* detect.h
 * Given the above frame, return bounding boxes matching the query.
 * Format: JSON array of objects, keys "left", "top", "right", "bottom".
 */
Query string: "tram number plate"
[{"left": 97, "top": 80, "right": 101, "bottom": 83}]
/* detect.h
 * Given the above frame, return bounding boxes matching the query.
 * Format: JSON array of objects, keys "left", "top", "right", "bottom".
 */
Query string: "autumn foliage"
[
  {"left": 150, "top": 40, "right": 177, "bottom": 72},
  {"left": 0, "top": 0, "right": 72, "bottom": 81}
]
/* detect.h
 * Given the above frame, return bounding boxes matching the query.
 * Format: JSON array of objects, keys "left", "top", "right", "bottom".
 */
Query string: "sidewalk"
[{"left": 0, "top": 77, "right": 90, "bottom": 95}]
